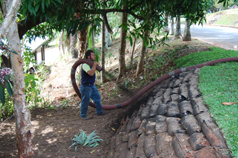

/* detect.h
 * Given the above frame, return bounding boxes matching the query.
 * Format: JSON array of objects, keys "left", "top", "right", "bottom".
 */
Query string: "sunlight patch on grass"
[{"left": 198, "top": 62, "right": 238, "bottom": 157}]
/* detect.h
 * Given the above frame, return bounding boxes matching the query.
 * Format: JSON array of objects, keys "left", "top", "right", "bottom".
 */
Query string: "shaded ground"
[{"left": 0, "top": 38, "right": 215, "bottom": 158}]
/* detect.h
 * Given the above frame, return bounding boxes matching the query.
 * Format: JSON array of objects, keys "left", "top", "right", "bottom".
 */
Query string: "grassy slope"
[
  {"left": 206, "top": 8, "right": 238, "bottom": 27},
  {"left": 174, "top": 48, "right": 238, "bottom": 157}
]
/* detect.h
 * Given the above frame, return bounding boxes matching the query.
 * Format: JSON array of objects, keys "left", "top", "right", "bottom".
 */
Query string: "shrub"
[{"left": 69, "top": 129, "right": 103, "bottom": 151}]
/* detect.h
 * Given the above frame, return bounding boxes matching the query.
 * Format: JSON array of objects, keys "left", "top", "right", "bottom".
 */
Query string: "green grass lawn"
[
  {"left": 174, "top": 47, "right": 238, "bottom": 157},
  {"left": 199, "top": 62, "right": 238, "bottom": 157}
]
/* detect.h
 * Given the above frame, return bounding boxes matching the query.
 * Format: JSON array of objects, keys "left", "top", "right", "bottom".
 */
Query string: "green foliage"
[
  {"left": 36, "top": 62, "right": 51, "bottom": 82},
  {"left": 105, "top": 51, "right": 114, "bottom": 66},
  {"left": 24, "top": 73, "right": 41, "bottom": 106},
  {"left": 18, "top": 0, "right": 211, "bottom": 51},
  {"left": 198, "top": 62, "right": 238, "bottom": 157},
  {"left": 122, "top": 79, "right": 131, "bottom": 88},
  {"left": 69, "top": 130, "right": 103, "bottom": 151},
  {"left": 0, "top": 90, "right": 13, "bottom": 121},
  {"left": 175, "top": 47, "right": 238, "bottom": 68},
  {"left": 25, "top": 22, "right": 55, "bottom": 42},
  {"left": 108, "top": 12, "right": 122, "bottom": 41},
  {"left": 22, "top": 45, "right": 37, "bottom": 72},
  {"left": 19, "top": 0, "right": 62, "bottom": 19}
]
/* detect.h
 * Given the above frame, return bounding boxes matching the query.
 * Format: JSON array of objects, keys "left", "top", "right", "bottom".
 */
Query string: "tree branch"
[
  {"left": 102, "top": 13, "right": 113, "bottom": 34},
  {"left": 17, "top": 16, "right": 46, "bottom": 39},
  {"left": 81, "top": 9, "right": 144, "bottom": 20}
]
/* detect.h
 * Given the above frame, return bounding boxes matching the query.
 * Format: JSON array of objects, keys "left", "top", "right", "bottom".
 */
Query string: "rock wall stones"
[{"left": 107, "top": 68, "right": 230, "bottom": 158}]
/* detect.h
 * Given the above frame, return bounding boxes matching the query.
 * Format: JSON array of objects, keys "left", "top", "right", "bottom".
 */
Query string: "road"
[{"left": 181, "top": 24, "right": 238, "bottom": 50}]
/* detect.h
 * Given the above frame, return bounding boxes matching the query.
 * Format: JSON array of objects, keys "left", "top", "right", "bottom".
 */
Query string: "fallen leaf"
[
  {"left": 222, "top": 102, "right": 236, "bottom": 105},
  {"left": 91, "top": 149, "right": 96, "bottom": 154},
  {"left": 143, "top": 127, "right": 146, "bottom": 132}
]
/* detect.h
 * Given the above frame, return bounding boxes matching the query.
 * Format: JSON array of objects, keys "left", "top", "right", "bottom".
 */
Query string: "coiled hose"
[{"left": 71, "top": 57, "right": 238, "bottom": 110}]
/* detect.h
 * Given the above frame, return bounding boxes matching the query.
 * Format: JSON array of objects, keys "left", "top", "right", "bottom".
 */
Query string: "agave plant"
[{"left": 69, "top": 129, "right": 103, "bottom": 151}]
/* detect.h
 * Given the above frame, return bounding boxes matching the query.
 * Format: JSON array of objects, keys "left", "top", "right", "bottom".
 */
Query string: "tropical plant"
[{"left": 69, "top": 129, "right": 103, "bottom": 151}]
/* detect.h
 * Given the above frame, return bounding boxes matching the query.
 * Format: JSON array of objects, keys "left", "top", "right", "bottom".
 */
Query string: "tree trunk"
[
  {"left": 41, "top": 45, "right": 45, "bottom": 61},
  {"left": 163, "top": 12, "right": 169, "bottom": 33},
  {"left": 8, "top": 15, "right": 34, "bottom": 158},
  {"left": 2, "top": 1, "right": 34, "bottom": 157},
  {"left": 0, "top": 0, "right": 21, "bottom": 38},
  {"left": 70, "top": 33, "right": 78, "bottom": 58},
  {"left": 118, "top": 3, "right": 127, "bottom": 78},
  {"left": 175, "top": 15, "right": 182, "bottom": 38},
  {"left": 92, "top": 29, "right": 95, "bottom": 49},
  {"left": 101, "top": 20, "right": 106, "bottom": 83},
  {"left": 170, "top": 16, "right": 174, "bottom": 35},
  {"left": 34, "top": 51, "right": 37, "bottom": 63},
  {"left": 59, "top": 31, "right": 65, "bottom": 55},
  {"left": 129, "top": 37, "right": 137, "bottom": 69},
  {"left": 107, "top": 26, "right": 112, "bottom": 47},
  {"left": 78, "top": 28, "right": 88, "bottom": 59},
  {"left": 105, "top": 25, "right": 109, "bottom": 50},
  {"left": 183, "top": 19, "right": 191, "bottom": 41},
  {"left": 136, "top": 30, "right": 150, "bottom": 77}
]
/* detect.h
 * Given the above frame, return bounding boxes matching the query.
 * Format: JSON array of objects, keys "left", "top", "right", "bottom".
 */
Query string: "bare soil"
[{"left": 0, "top": 38, "right": 214, "bottom": 158}]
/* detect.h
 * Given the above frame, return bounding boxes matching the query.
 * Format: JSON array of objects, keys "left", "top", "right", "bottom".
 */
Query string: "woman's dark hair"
[{"left": 85, "top": 50, "right": 94, "bottom": 59}]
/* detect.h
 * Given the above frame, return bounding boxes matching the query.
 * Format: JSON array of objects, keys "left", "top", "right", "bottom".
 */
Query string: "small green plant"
[
  {"left": 123, "top": 79, "right": 131, "bottom": 88},
  {"left": 61, "top": 99, "right": 69, "bottom": 107},
  {"left": 35, "top": 62, "right": 50, "bottom": 82},
  {"left": 46, "top": 104, "right": 56, "bottom": 110},
  {"left": 69, "top": 129, "right": 103, "bottom": 151},
  {"left": 105, "top": 51, "right": 114, "bottom": 66}
]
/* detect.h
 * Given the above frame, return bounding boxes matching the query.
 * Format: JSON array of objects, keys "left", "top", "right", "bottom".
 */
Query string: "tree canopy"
[{"left": 16, "top": 0, "right": 213, "bottom": 42}]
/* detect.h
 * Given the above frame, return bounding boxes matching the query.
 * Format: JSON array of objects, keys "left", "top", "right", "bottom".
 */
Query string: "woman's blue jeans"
[{"left": 79, "top": 84, "right": 103, "bottom": 118}]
